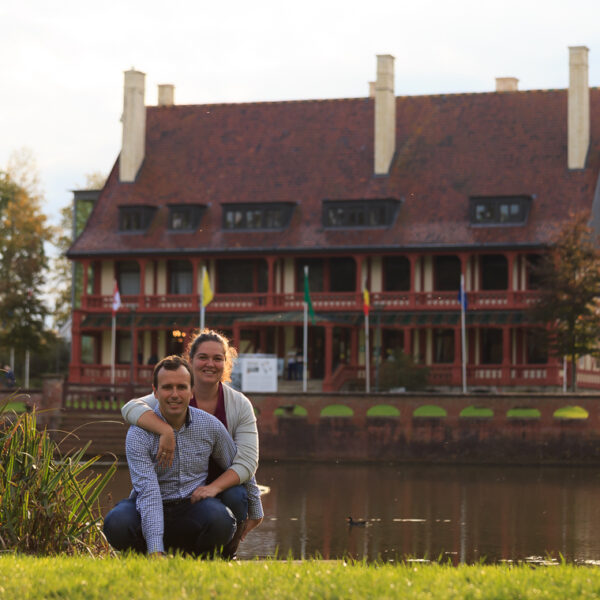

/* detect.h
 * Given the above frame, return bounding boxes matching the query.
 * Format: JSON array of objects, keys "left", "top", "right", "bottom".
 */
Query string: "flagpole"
[
  {"left": 365, "top": 311, "right": 370, "bottom": 394},
  {"left": 303, "top": 266, "right": 308, "bottom": 393},
  {"left": 460, "top": 274, "right": 467, "bottom": 394},
  {"left": 111, "top": 312, "right": 116, "bottom": 386},
  {"left": 200, "top": 266, "right": 205, "bottom": 330}
]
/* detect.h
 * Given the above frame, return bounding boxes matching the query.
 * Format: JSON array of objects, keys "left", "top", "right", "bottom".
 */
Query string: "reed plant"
[{"left": 0, "top": 393, "right": 117, "bottom": 555}]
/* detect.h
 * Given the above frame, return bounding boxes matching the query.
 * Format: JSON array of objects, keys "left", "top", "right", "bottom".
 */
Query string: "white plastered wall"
[
  {"left": 156, "top": 260, "right": 167, "bottom": 294},
  {"left": 101, "top": 261, "right": 114, "bottom": 294}
]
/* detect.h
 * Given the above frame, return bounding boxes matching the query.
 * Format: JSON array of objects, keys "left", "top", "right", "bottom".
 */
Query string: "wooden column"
[
  {"left": 324, "top": 323, "right": 334, "bottom": 381},
  {"left": 69, "top": 312, "right": 82, "bottom": 382},
  {"left": 502, "top": 325, "right": 511, "bottom": 385},
  {"left": 138, "top": 258, "right": 147, "bottom": 309},
  {"left": 191, "top": 258, "right": 200, "bottom": 312},
  {"left": 350, "top": 327, "right": 359, "bottom": 364},
  {"left": 82, "top": 260, "right": 90, "bottom": 308},
  {"left": 266, "top": 256, "right": 275, "bottom": 309},
  {"left": 408, "top": 254, "right": 417, "bottom": 308}
]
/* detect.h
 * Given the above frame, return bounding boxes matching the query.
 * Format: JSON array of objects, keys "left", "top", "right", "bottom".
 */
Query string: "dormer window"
[
  {"left": 168, "top": 204, "right": 206, "bottom": 231},
  {"left": 223, "top": 203, "right": 294, "bottom": 230},
  {"left": 470, "top": 196, "right": 532, "bottom": 226},
  {"left": 323, "top": 198, "right": 400, "bottom": 228},
  {"left": 118, "top": 205, "right": 156, "bottom": 232}
]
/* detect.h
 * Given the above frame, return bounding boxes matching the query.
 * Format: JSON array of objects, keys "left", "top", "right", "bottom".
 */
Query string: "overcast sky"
[{"left": 2, "top": 0, "right": 600, "bottom": 226}]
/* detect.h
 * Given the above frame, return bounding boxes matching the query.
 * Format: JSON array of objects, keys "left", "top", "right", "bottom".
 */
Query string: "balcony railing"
[
  {"left": 81, "top": 290, "right": 542, "bottom": 313},
  {"left": 68, "top": 360, "right": 583, "bottom": 391}
]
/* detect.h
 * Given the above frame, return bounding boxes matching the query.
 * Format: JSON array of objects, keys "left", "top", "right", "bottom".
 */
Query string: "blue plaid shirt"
[{"left": 126, "top": 405, "right": 261, "bottom": 554}]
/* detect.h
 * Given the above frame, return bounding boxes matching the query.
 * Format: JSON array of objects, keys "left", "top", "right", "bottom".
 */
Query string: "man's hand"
[
  {"left": 240, "top": 517, "right": 263, "bottom": 541},
  {"left": 156, "top": 429, "right": 175, "bottom": 468},
  {"left": 190, "top": 483, "right": 220, "bottom": 503}
]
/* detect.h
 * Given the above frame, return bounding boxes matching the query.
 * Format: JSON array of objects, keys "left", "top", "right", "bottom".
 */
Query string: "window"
[
  {"left": 118, "top": 206, "right": 157, "bottom": 232},
  {"left": 383, "top": 256, "right": 410, "bottom": 291},
  {"left": 117, "top": 261, "right": 140, "bottom": 295},
  {"left": 470, "top": 196, "right": 532, "bottom": 226},
  {"left": 223, "top": 203, "right": 294, "bottom": 230},
  {"left": 216, "top": 259, "right": 268, "bottom": 293},
  {"left": 330, "top": 258, "right": 356, "bottom": 292},
  {"left": 168, "top": 260, "right": 193, "bottom": 294},
  {"left": 526, "top": 329, "right": 548, "bottom": 364},
  {"left": 480, "top": 328, "right": 503, "bottom": 364},
  {"left": 323, "top": 199, "right": 400, "bottom": 228},
  {"left": 526, "top": 254, "right": 543, "bottom": 290},
  {"left": 434, "top": 256, "right": 461, "bottom": 291},
  {"left": 296, "top": 258, "right": 324, "bottom": 292},
  {"left": 481, "top": 255, "right": 508, "bottom": 290},
  {"left": 433, "top": 329, "right": 455, "bottom": 363},
  {"left": 168, "top": 205, "right": 205, "bottom": 231},
  {"left": 295, "top": 257, "right": 356, "bottom": 292}
]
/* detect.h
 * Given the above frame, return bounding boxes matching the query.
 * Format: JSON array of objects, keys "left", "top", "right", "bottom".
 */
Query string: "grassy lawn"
[
  {"left": 0, "top": 400, "right": 27, "bottom": 413},
  {"left": 2, "top": 555, "right": 600, "bottom": 599}
]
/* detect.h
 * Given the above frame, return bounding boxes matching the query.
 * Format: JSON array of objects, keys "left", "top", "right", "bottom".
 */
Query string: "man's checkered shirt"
[{"left": 126, "top": 405, "right": 262, "bottom": 554}]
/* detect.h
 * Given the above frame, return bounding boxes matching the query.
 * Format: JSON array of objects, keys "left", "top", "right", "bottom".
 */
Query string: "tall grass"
[{"left": 0, "top": 393, "right": 117, "bottom": 555}]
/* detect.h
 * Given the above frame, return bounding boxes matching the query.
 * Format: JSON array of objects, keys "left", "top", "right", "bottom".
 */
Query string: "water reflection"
[{"left": 99, "top": 462, "right": 600, "bottom": 563}]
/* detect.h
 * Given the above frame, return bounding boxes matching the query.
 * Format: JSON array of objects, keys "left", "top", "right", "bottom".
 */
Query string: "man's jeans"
[{"left": 103, "top": 485, "right": 247, "bottom": 555}]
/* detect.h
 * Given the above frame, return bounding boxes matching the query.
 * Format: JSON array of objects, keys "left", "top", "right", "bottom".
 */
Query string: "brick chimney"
[
  {"left": 120, "top": 69, "right": 146, "bottom": 182},
  {"left": 158, "top": 84, "right": 175, "bottom": 106},
  {"left": 374, "top": 54, "right": 395, "bottom": 175},
  {"left": 495, "top": 77, "right": 518, "bottom": 92},
  {"left": 568, "top": 46, "right": 590, "bottom": 170}
]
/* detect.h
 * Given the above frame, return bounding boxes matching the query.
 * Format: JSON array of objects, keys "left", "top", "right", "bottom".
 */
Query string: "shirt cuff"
[{"left": 146, "top": 536, "right": 164, "bottom": 554}]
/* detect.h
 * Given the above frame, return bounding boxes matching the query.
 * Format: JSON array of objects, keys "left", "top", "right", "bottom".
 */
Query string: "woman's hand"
[
  {"left": 240, "top": 517, "right": 263, "bottom": 541},
  {"left": 156, "top": 429, "right": 175, "bottom": 468},
  {"left": 190, "top": 483, "right": 221, "bottom": 503}
]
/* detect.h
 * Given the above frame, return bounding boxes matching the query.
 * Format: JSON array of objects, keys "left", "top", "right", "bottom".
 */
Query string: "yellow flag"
[{"left": 202, "top": 269, "right": 214, "bottom": 307}]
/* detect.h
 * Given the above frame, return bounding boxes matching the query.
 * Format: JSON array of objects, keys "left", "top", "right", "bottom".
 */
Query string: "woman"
[{"left": 109, "top": 330, "right": 263, "bottom": 555}]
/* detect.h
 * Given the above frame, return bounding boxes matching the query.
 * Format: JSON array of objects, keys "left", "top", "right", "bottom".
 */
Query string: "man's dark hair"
[{"left": 152, "top": 355, "right": 194, "bottom": 389}]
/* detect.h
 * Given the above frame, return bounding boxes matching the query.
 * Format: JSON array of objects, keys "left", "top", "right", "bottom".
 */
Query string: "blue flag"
[{"left": 458, "top": 282, "right": 468, "bottom": 311}]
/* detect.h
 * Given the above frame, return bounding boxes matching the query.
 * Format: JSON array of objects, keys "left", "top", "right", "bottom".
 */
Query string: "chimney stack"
[
  {"left": 568, "top": 46, "right": 590, "bottom": 170},
  {"left": 158, "top": 84, "right": 175, "bottom": 107},
  {"left": 120, "top": 69, "right": 146, "bottom": 182},
  {"left": 495, "top": 77, "right": 519, "bottom": 92},
  {"left": 368, "top": 81, "right": 376, "bottom": 98},
  {"left": 374, "top": 54, "right": 395, "bottom": 175}
]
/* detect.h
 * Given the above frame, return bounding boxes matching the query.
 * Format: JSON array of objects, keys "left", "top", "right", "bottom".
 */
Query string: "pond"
[{"left": 100, "top": 461, "right": 600, "bottom": 563}]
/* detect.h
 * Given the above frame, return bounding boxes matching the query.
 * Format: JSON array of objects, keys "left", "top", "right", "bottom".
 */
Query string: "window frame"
[
  {"left": 222, "top": 202, "right": 295, "bottom": 231},
  {"left": 469, "top": 196, "right": 532, "bottom": 226},
  {"left": 322, "top": 198, "right": 400, "bottom": 229},
  {"left": 167, "top": 204, "right": 206, "bottom": 231},
  {"left": 118, "top": 205, "right": 157, "bottom": 232}
]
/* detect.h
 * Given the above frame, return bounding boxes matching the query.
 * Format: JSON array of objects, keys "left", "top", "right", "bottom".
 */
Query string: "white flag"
[{"left": 112, "top": 280, "right": 122, "bottom": 314}]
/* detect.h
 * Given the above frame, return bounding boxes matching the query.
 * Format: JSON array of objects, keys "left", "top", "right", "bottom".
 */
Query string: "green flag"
[{"left": 303, "top": 266, "right": 316, "bottom": 324}]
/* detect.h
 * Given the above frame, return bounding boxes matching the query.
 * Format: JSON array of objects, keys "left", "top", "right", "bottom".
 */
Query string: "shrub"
[
  {"left": 0, "top": 394, "right": 117, "bottom": 555},
  {"left": 378, "top": 350, "right": 429, "bottom": 391}
]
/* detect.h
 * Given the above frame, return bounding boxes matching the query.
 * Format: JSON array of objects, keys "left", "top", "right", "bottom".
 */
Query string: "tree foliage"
[
  {"left": 529, "top": 214, "right": 600, "bottom": 390},
  {"left": 0, "top": 169, "right": 54, "bottom": 357}
]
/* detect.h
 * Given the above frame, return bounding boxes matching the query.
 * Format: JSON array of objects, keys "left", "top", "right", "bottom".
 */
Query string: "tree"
[
  {"left": 529, "top": 213, "right": 600, "bottom": 391},
  {"left": 0, "top": 168, "right": 54, "bottom": 371}
]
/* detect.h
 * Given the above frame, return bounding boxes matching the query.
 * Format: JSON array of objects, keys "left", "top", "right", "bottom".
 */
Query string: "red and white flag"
[{"left": 112, "top": 281, "right": 122, "bottom": 314}]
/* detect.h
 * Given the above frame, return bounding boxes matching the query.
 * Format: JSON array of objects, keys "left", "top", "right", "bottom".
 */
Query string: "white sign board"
[{"left": 240, "top": 355, "right": 278, "bottom": 392}]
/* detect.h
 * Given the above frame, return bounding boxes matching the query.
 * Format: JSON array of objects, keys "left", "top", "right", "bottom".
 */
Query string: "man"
[{"left": 104, "top": 355, "right": 249, "bottom": 556}]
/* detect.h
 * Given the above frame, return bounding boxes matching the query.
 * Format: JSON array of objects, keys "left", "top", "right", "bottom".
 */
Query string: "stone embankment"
[{"left": 5, "top": 378, "right": 600, "bottom": 464}]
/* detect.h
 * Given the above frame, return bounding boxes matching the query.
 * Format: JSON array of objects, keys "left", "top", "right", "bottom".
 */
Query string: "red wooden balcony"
[{"left": 81, "top": 289, "right": 542, "bottom": 314}]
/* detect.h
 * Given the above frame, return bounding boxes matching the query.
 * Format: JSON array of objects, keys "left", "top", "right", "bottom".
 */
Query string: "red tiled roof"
[{"left": 68, "top": 89, "right": 600, "bottom": 257}]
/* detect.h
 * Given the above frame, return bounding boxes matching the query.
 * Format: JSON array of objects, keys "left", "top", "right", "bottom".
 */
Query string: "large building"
[{"left": 67, "top": 47, "right": 600, "bottom": 391}]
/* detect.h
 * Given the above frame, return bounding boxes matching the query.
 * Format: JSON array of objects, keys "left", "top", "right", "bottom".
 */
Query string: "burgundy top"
[
  {"left": 189, "top": 383, "right": 228, "bottom": 429},
  {"left": 191, "top": 383, "right": 228, "bottom": 484}
]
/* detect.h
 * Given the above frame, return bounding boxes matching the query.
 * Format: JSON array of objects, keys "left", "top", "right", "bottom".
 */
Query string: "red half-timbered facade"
[{"left": 67, "top": 50, "right": 600, "bottom": 391}]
